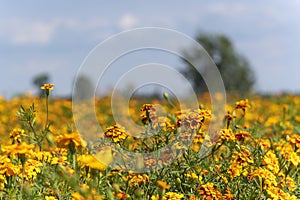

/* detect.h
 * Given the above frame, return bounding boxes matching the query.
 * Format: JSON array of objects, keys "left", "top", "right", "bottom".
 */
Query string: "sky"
[{"left": 1, "top": 1, "right": 300, "bottom": 98}]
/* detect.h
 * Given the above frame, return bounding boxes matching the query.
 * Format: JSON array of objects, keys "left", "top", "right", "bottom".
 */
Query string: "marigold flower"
[
  {"left": 104, "top": 124, "right": 127, "bottom": 143},
  {"left": 257, "top": 139, "right": 271, "bottom": 151},
  {"left": 249, "top": 168, "right": 278, "bottom": 189},
  {"left": 280, "top": 176, "right": 297, "bottom": 191},
  {"left": 220, "top": 128, "right": 236, "bottom": 142},
  {"left": 2, "top": 142, "right": 34, "bottom": 157},
  {"left": 0, "top": 155, "right": 20, "bottom": 176},
  {"left": 198, "top": 182, "right": 222, "bottom": 199},
  {"left": 114, "top": 190, "right": 130, "bottom": 200},
  {"left": 266, "top": 186, "right": 298, "bottom": 200},
  {"left": 123, "top": 172, "right": 150, "bottom": 186},
  {"left": 235, "top": 130, "right": 251, "bottom": 141},
  {"left": 21, "top": 159, "right": 43, "bottom": 180},
  {"left": 262, "top": 151, "right": 280, "bottom": 173},
  {"left": 56, "top": 133, "right": 85, "bottom": 149},
  {"left": 288, "top": 152, "right": 300, "bottom": 166},
  {"left": 235, "top": 99, "right": 250, "bottom": 110},
  {"left": 40, "top": 83, "right": 54, "bottom": 90},
  {"left": 9, "top": 128, "right": 25, "bottom": 143},
  {"left": 162, "top": 192, "right": 184, "bottom": 200},
  {"left": 157, "top": 180, "right": 171, "bottom": 190},
  {"left": 77, "top": 154, "right": 107, "bottom": 171},
  {"left": 289, "top": 134, "right": 300, "bottom": 149}
]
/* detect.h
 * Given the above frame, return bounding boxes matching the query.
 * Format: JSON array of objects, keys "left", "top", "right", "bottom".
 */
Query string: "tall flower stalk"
[{"left": 40, "top": 83, "right": 54, "bottom": 129}]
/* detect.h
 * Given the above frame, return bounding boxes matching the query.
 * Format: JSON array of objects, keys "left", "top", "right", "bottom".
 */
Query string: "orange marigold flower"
[
  {"left": 220, "top": 128, "right": 236, "bottom": 142},
  {"left": 56, "top": 133, "right": 85, "bottom": 149},
  {"left": 235, "top": 99, "right": 250, "bottom": 110},
  {"left": 256, "top": 139, "right": 271, "bottom": 151},
  {"left": 198, "top": 182, "right": 222, "bottom": 199},
  {"left": 123, "top": 172, "right": 150, "bottom": 186},
  {"left": 104, "top": 124, "right": 127, "bottom": 143},
  {"left": 157, "top": 180, "right": 171, "bottom": 190},
  {"left": 40, "top": 83, "right": 54, "bottom": 90},
  {"left": 141, "top": 104, "right": 154, "bottom": 111},
  {"left": 115, "top": 190, "right": 130, "bottom": 200},
  {"left": 235, "top": 130, "right": 251, "bottom": 141}
]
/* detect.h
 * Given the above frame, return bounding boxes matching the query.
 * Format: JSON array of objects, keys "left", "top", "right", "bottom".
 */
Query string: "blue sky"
[{"left": 1, "top": 1, "right": 300, "bottom": 98}]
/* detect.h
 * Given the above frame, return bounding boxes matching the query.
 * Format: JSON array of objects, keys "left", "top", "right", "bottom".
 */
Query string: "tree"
[
  {"left": 181, "top": 33, "right": 255, "bottom": 95},
  {"left": 73, "top": 75, "right": 94, "bottom": 100},
  {"left": 32, "top": 73, "right": 50, "bottom": 97}
]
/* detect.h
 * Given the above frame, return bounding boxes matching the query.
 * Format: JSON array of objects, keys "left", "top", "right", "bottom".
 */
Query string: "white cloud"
[
  {"left": 0, "top": 17, "right": 110, "bottom": 46},
  {"left": 0, "top": 18, "right": 57, "bottom": 45},
  {"left": 119, "top": 14, "right": 139, "bottom": 30}
]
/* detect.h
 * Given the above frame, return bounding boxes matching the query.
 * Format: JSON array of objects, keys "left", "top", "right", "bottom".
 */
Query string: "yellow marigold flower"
[
  {"left": 56, "top": 132, "right": 85, "bottom": 149},
  {"left": 151, "top": 194, "right": 159, "bottom": 200},
  {"left": 162, "top": 192, "right": 184, "bottom": 200},
  {"left": 21, "top": 159, "right": 43, "bottom": 180},
  {"left": 123, "top": 172, "right": 150, "bottom": 186},
  {"left": 225, "top": 111, "right": 236, "bottom": 122},
  {"left": 9, "top": 128, "right": 25, "bottom": 142},
  {"left": 185, "top": 171, "right": 199, "bottom": 180},
  {"left": 77, "top": 154, "right": 107, "bottom": 171},
  {"left": 288, "top": 152, "right": 300, "bottom": 166},
  {"left": 235, "top": 99, "right": 250, "bottom": 110},
  {"left": 223, "top": 187, "right": 236, "bottom": 200},
  {"left": 50, "top": 155, "right": 68, "bottom": 165},
  {"left": 289, "top": 134, "right": 300, "bottom": 149},
  {"left": 280, "top": 176, "right": 297, "bottom": 191},
  {"left": 266, "top": 186, "right": 298, "bottom": 200},
  {"left": 40, "top": 83, "right": 54, "bottom": 90},
  {"left": 249, "top": 168, "right": 278, "bottom": 189},
  {"left": 262, "top": 151, "right": 280, "bottom": 173},
  {"left": 2, "top": 142, "right": 34, "bottom": 157},
  {"left": 35, "top": 151, "right": 52, "bottom": 163},
  {"left": 71, "top": 192, "right": 85, "bottom": 200},
  {"left": 257, "top": 139, "right": 271, "bottom": 151},
  {"left": 227, "top": 162, "right": 243, "bottom": 179},
  {"left": 235, "top": 130, "right": 251, "bottom": 141},
  {"left": 0, "top": 155, "right": 20, "bottom": 176},
  {"left": 140, "top": 103, "right": 154, "bottom": 111},
  {"left": 198, "top": 182, "right": 222, "bottom": 199},
  {"left": 104, "top": 124, "right": 127, "bottom": 143},
  {"left": 157, "top": 180, "right": 171, "bottom": 190},
  {"left": 220, "top": 128, "right": 236, "bottom": 142}
]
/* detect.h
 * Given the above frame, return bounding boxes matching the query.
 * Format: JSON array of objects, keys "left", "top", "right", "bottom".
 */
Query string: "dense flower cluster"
[{"left": 0, "top": 91, "right": 299, "bottom": 199}]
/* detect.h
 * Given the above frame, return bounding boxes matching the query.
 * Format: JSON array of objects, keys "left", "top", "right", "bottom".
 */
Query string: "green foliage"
[{"left": 182, "top": 32, "right": 255, "bottom": 96}]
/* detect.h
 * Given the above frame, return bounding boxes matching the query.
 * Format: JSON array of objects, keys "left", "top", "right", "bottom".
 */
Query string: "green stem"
[{"left": 45, "top": 95, "right": 49, "bottom": 129}]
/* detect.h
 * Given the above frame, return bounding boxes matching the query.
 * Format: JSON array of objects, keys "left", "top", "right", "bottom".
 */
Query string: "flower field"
[{"left": 0, "top": 86, "right": 299, "bottom": 199}]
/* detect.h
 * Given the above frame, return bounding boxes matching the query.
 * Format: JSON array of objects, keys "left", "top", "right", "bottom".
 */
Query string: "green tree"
[
  {"left": 73, "top": 75, "right": 94, "bottom": 100},
  {"left": 182, "top": 33, "right": 255, "bottom": 95},
  {"left": 32, "top": 73, "right": 50, "bottom": 97}
]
